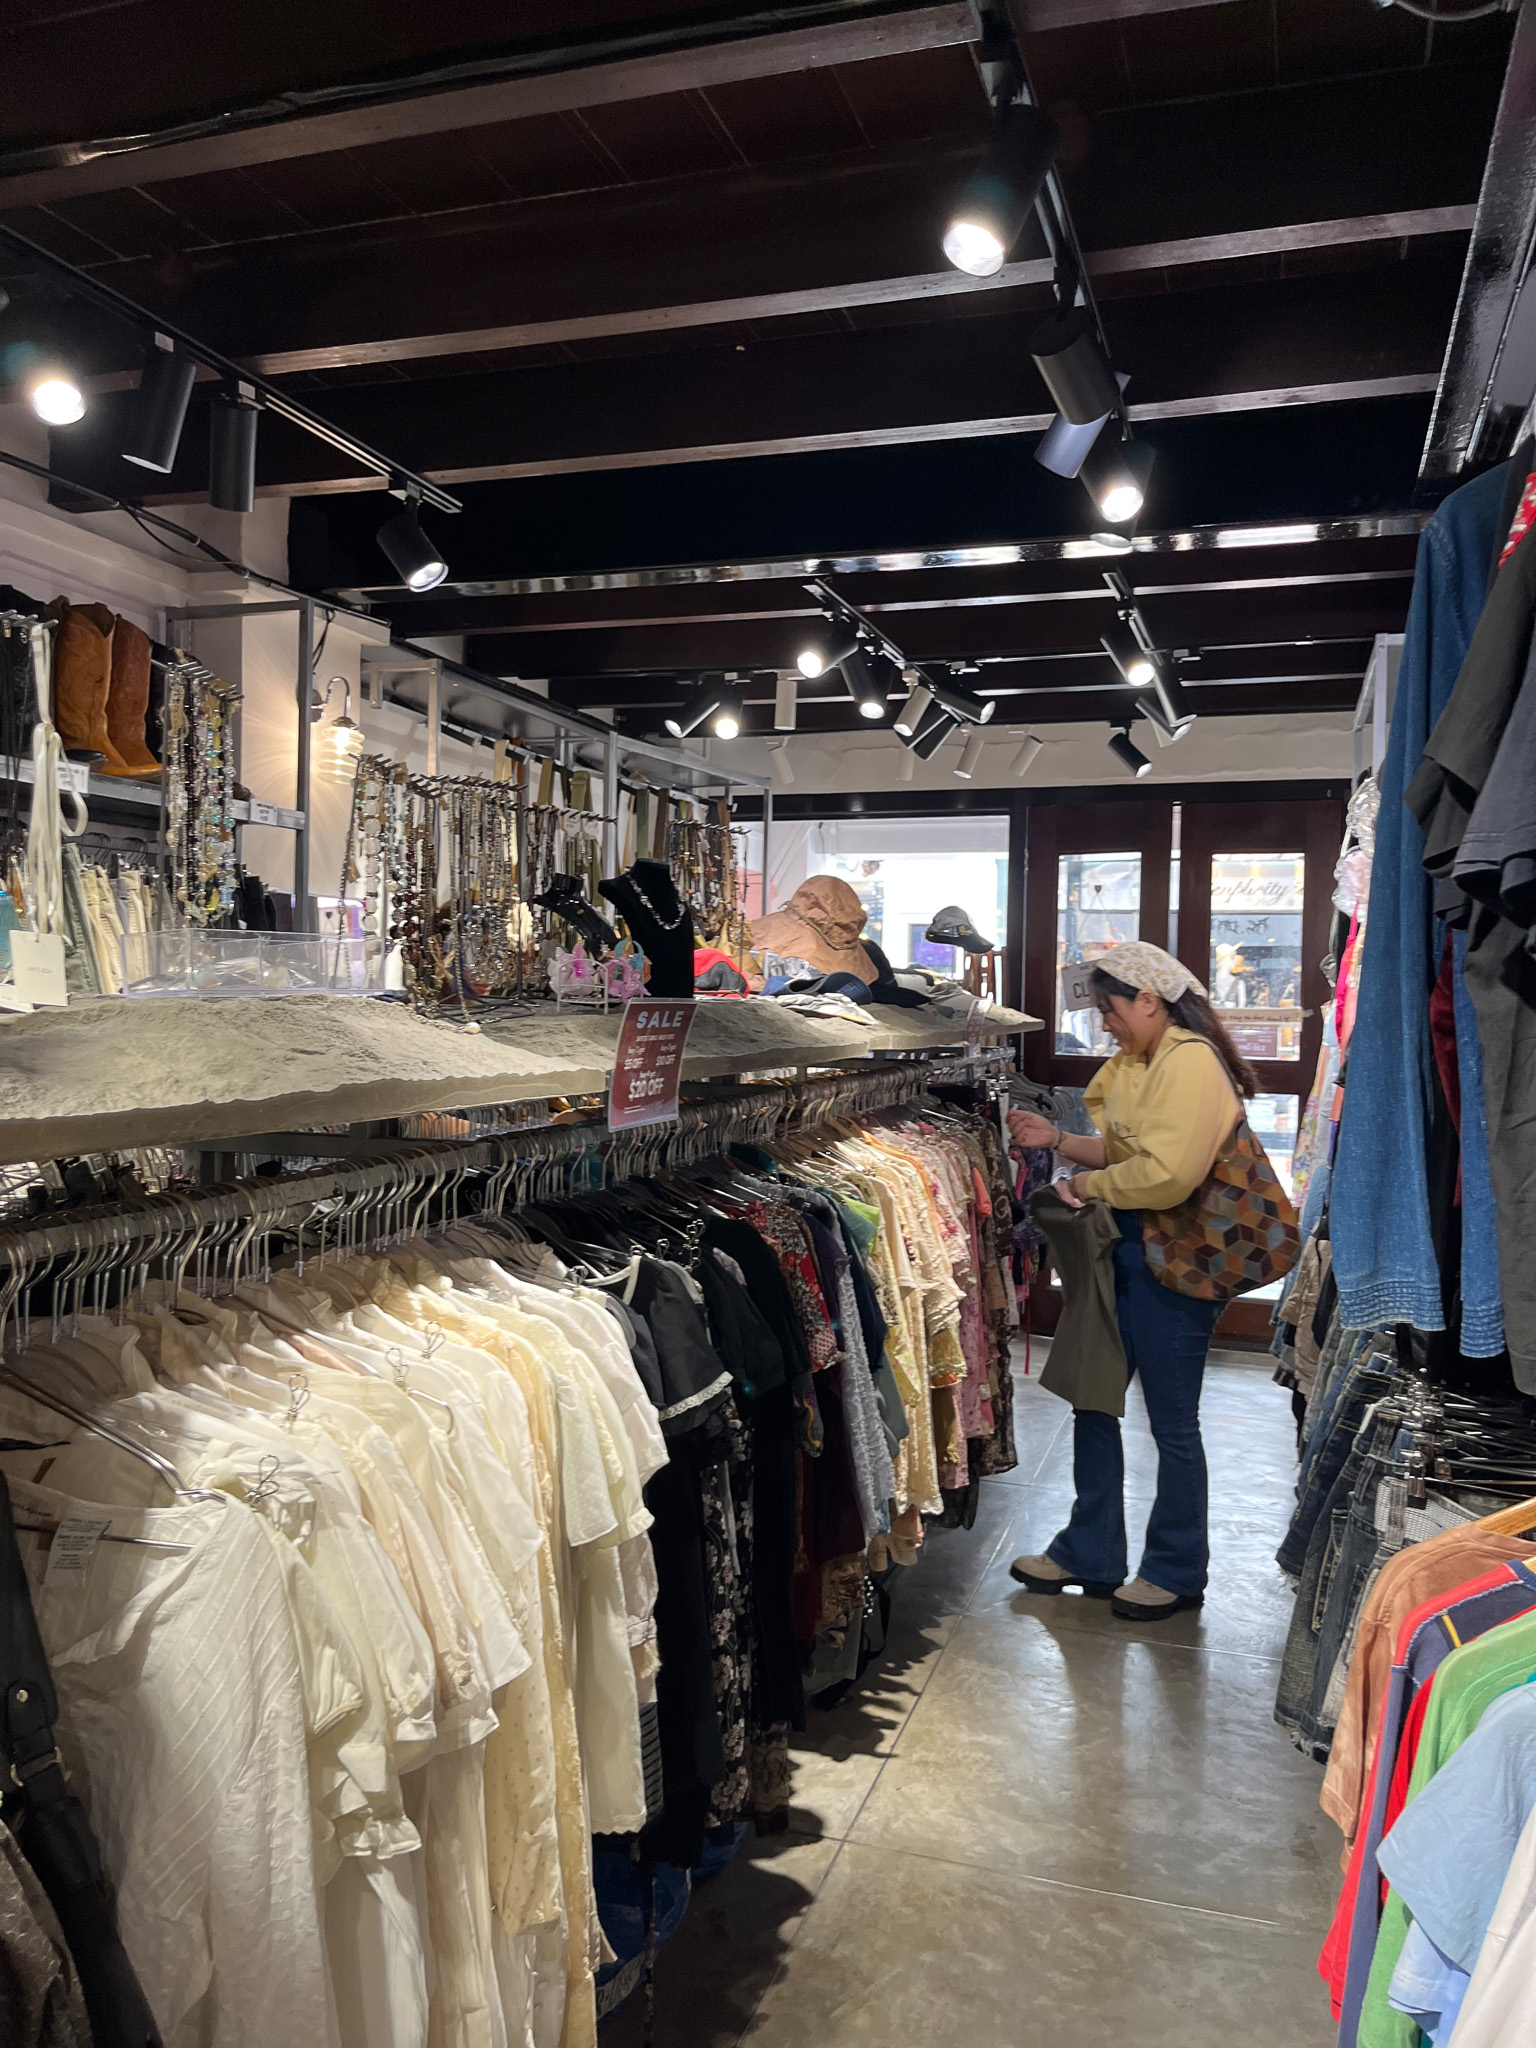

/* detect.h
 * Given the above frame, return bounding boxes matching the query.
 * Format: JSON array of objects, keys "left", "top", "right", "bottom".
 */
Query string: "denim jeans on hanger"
[
  {"left": 1046, "top": 1212, "right": 1222, "bottom": 1599},
  {"left": 1277, "top": 1352, "right": 1395, "bottom": 1578},
  {"left": 1276, "top": 1435, "right": 1372, "bottom": 1738}
]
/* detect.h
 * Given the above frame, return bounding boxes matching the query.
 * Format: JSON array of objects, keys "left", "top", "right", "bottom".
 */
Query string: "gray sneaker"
[
  {"left": 1110, "top": 1576, "right": 1204, "bottom": 1620},
  {"left": 1009, "top": 1554, "right": 1118, "bottom": 1599}
]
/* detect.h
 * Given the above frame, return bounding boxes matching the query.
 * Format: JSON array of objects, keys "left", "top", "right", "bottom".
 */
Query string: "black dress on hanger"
[{"left": 598, "top": 860, "right": 696, "bottom": 995}]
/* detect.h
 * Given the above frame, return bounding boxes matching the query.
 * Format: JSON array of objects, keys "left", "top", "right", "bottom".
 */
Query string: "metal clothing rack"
[{"left": 0, "top": 1060, "right": 952, "bottom": 1347}]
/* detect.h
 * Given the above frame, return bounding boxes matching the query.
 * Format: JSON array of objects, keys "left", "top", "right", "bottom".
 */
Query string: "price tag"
[
  {"left": 9, "top": 930, "right": 68, "bottom": 1008},
  {"left": 44, "top": 1515, "right": 111, "bottom": 1584},
  {"left": 608, "top": 999, "right": 697, "bottom": 1131},
  {"left": 246, "top": 799, "right": 280, "bottom": 826},
  {"left": 965, "top": 1003, "right": 984, "bottom": 1056},
  {"left": 57, "top": 761, "right": 91, "bottom": 796}
]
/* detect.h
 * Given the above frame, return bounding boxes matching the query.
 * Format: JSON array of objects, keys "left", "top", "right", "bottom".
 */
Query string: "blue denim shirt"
[{"left": 1333, "top": 461, "right": 1510, "bottom": 1336}]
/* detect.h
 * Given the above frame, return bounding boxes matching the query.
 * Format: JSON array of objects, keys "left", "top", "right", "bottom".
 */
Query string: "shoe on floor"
[
  {"left": 1110, "top": 1576, "right": 1204, "bottom": 1620},
  {"left": 1009, "top": 1554, "right": 1118, "bottom": 1599}
]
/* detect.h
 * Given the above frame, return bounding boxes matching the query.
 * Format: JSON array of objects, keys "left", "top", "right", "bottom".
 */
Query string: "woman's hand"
[
  {"left": 1053, "top": 1173, "right": 1089, "bottom": 1208},
  {"left": 1008, "top": 1109, "right": 1059, "bottom": 1150}
]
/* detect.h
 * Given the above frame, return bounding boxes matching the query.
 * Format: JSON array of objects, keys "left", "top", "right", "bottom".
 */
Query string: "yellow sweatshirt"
[{"left": 1081, "top": 1026, "right": 1241, "bottom": 1211}]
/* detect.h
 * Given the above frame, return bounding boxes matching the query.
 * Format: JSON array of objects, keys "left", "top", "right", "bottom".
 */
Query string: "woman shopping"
[{"left": 1007, "top": 941, "right": 1270, "bottom": 1621}]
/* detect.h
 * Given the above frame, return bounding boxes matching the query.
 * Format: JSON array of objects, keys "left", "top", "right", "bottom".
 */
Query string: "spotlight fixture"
[
  {"left": 929, "top": 676, "right": 996, "bottom": 725},
  {"left": 376, "top": 486, "right": 449, "bottom": 591},
  {"left": 122, "top": 335, "right": 197, "bottom": 473},
  {"left": 29, "top": 374, "right": 86, "bottom": 426},
  {"left": 209, "top": 383, "right": 259, "bottom": 513},
  {"left": 664, "top": 678, "right": 723, "bottom": 739},
  {"left": 796, "top": 627, "right": 860, "bottom": 679},
  {"left": 1081, "top": 435, "right": 1154, "bottom": 525},
  {"left": 896, "top": 745, "right": 917, "bottom": 784},
  {"left": 1135, "top": 691, "right": 1186, "bottom": 748},
  {"left": 1029, "top": 309, "right": 1121, "bottom": 426},
  {"left": 774, "top": 671, "right": 798, "bottom": 731},
  {"left": 766, "top": 738, "right": 795, "bottom": 787},
  {"left": 1149, "top": 661, "right": 1196, "bottom": 733},
  {"left": 955, "top": 729, "right": 986, "bottom": 780},
  {"left": 895, "top": 678, "right": 934, "bottom": 736},
  {"left": 1034, "top": 374, "right": 1130, "bottom": 481},
  {"left": 910, "top": 705, "right": 958, "bottom": 761},
  {"left": 942, "top": 102, "right": 1059, "bottom": 277},
  {"left": 1009, "top": 734, "right": 1043, "bottom": 778},
  {"left": 710, "top": 681, "right": 746, "bottom": 740},
  {"left": 845, "top": 650, "right": 887, "bottom": 721},
  {"left": 1100, "top": 620, "right": 1156, "bottom": 690},
  {"left": 1108, "top": 727, "right": 1152, "bottom": 778}
]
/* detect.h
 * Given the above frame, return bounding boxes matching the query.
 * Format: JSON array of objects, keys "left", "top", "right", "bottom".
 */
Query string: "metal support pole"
[
  {"left": 601, "top": 728, "right": 619, "bottom": 878},
  {"left": 294, "top": 596, "right": 313, "bottom": 927},
  {"left": 426, "top": 660, "right": 441, "bottom": 777},
  {"left": 760, "top": 787, "right": 774, "bottom": 916}
]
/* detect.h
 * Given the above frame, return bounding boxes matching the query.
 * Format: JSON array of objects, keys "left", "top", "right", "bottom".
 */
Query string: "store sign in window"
[
  {"left": 1209, "top": 853, "right": 1304, "bottom": 1060},
  {"left": 1056, "top": 852, "right": 1140, "bottom": 1057}
]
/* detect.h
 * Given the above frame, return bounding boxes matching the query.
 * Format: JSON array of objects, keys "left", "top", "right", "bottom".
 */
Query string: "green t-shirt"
[{"left": 1358, "top": 1608, "right": 1536, "bottom": 2048}]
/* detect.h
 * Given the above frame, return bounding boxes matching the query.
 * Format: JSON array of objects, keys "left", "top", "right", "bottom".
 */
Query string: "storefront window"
[
  {"left": 1248, "top": 1091, "right": 1299, "bottom": 1199},
  {"left": 770, "top": 817, "right": 1009, "bottom": 972},
  {"left": 1209, "top": 852, "right": 1305, "bottom": 1061},
  {"left": 1056, "top": 852, "right": 1141, "bottom": 1056}
]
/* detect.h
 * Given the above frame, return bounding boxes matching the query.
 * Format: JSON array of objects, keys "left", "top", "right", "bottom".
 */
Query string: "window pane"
[
  {"left": 1210, "top": 852, "right": 1305, "bottom": 1061},
  {"left": 1248, "top": 1092, "right": 1299, "bottom": 1200},
  {"left": 1056, "top": 852, "right": 1140, "bottom": 1056}
]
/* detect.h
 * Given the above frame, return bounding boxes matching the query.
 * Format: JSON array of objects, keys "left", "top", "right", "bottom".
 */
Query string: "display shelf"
[
  {"left": 0, "top": 757, "right": 303, "bottom": 829},
  {"left": 0, "top": 993, "right": 1037, "bottom": 1165}
]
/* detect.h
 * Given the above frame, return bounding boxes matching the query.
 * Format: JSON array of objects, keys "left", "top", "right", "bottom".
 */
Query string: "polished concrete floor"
[{"left": 609, "top": 1347, "right": 1340, "bottom": 2047}]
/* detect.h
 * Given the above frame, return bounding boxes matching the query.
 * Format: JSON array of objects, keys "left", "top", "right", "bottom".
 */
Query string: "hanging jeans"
[{"left": 1046, "top": 1211, "right": 1222, "bottom": 1598}]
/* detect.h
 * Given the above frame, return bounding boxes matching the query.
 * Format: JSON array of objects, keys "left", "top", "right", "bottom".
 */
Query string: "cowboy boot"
[
  {"left": 46, "top": 599, "right": 123, "bottom": 766},
  {"left": 100, "top": 615, "right": 161, "bottom": 778}
]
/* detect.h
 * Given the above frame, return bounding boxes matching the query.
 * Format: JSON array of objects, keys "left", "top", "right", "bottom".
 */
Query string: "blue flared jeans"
[{"left": 1046, "top": 1211, "right": 1222, "bottom": 1597}]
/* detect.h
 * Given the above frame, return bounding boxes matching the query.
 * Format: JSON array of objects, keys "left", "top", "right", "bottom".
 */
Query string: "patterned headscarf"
[{"left": 1093, "top": 940, "right": 1207, "bottom": 1004}]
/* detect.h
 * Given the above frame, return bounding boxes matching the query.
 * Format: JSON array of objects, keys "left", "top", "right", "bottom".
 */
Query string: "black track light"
[
  {"left": 1149, "top": 662, "right": 1196, "bottom": 733},
  {"left": 1100, "top": 620, "right": 1156, "bottom": 690},
  {"left": 1135, "top": 691, "right": 1185, "bottom": 748},
  {"left": 710, "top": 681, "right": 746, "bottom": 739},
  {"left": 929, "top": 675, "right": 996, "bottom": 725},
  {"left": 942, "top": 102, "right": 1059, "bottom": 278},
  {"left": 665, "top": 678, "right": 724, "bottom": 740},
  {"left": 377, "top": 487, "right": 448, "bottom": 591},
  {"left": 909, "top": 704, "right": 958, "bottom": 760},
  {"left": 895, "top": 677, "right": 934, "bottom": 736},
  {"left": 1108, "top": 727, "right": 1152, "bottom": 778},
  {"left": 1029, "top": 309, "right": 1121, "bottom": 426},
  {"left": 796, "top": 626, "right": 861, "bottom": 679},
  {"left": 1081, "top": 436, "right": 1154, "bottom": 525},
  {"left": 122, "top": 335, "right": 197, "bottom": 473},
  {"left": 208, "top": 385, "right": 259, "bottom": 513},
  {"left": 844, "top": 649, "right": 887, "bottom": 721}
]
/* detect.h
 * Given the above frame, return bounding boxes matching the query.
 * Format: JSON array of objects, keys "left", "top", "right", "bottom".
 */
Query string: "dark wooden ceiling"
[{"left": 0, "top": 0, "right": 1516, "bottom": 737}]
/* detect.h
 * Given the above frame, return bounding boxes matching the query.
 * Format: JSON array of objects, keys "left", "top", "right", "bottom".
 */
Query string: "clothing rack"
[{"left": 0, "top": 1059, "right": 951, "bottom": 1345}]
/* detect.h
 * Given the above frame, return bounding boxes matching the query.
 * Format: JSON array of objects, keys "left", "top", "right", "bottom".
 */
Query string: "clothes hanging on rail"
[{"left": 0, "top": 1084, "right": 1018, "bottom": 2048}]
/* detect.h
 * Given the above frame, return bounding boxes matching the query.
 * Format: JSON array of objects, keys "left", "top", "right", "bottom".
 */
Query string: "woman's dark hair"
[{"left": 1089, "top": 966, "right": 1259, "bottom": 1099}]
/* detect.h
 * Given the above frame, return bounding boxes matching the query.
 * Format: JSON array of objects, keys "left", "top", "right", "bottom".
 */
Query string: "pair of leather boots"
[{"left": 45, "top": 599, "right": 161, "bottom": 778}]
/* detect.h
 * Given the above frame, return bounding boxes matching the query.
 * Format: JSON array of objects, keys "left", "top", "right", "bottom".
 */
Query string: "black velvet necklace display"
[
  {"left": 533, "top": 872, "right": 619, "bottom": 954},
  {"left": 599, "top": 859, "right": 696, "bottom": 995}
]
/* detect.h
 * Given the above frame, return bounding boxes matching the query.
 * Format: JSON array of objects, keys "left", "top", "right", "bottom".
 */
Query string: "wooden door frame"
[{"left": 1021, "top": 799, "right": 1173, "bottom": 1088}]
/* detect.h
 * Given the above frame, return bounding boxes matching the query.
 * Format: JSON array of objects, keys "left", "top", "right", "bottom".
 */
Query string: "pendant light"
[{"left": 942, "top": 102, "right": 1059, "bottom": 278}]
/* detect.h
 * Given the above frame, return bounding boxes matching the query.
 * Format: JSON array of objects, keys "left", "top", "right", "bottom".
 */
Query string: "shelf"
[
  {"left": 0, "top": 759, "right": 303, "bottom": 829},
  {"left": 0, "top": 993, "right": 1038, "bottom": 1165}
]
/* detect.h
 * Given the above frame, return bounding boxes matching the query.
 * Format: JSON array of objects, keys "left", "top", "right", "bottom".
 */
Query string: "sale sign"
[{"left": 608, "top": 998, "right": 698, "bottom": 1130}]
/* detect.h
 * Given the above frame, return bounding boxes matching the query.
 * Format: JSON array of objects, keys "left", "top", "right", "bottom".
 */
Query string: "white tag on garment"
[
  {"left": 9, "top": 931, "right": 68, "bottom": 1007},
  {"left": 44, "top": 1517, "right": 111, "bottom": 1584}
]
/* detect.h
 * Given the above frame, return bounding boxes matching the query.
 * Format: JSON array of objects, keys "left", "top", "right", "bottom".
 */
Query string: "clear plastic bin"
[{"left": 121, "top": 928, "right": 381, "bottom": 998}]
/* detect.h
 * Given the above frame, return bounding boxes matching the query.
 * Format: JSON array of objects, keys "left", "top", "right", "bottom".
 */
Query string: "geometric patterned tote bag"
[{"left": 1142, "top": 1116, "right": 1301, "bottom": 1301}]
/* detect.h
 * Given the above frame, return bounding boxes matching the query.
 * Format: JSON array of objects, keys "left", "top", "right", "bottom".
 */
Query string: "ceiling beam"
[
  {"left": 43, "top": 63, "right": 1490, "bottom": 379},
  {"left": 1013, "top": 0, "right": 1242, "bottom": 28},
  {"left": 0, "top": 2, "right": 981, "bottom": 208},
  {"left": 48, "top": 256, "right": 1459, "bottom": 505}
]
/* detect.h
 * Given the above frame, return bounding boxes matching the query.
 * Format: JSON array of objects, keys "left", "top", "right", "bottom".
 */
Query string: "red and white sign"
[{"left": 608, "top": 998, "right": 697, "bottom": 1130}]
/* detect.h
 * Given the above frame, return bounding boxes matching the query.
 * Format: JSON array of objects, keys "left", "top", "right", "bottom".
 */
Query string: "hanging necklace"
[{"left": 625, "top": 869, "right": 689, "bottom": 931}]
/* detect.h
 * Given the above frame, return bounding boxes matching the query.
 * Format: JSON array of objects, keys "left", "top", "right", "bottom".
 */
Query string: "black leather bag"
[{"left": 0, "top": 1476, "right": 163, "bottom": 2048}]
